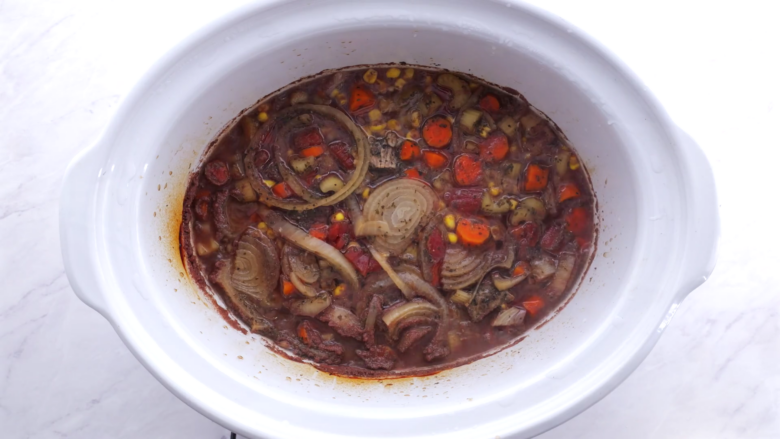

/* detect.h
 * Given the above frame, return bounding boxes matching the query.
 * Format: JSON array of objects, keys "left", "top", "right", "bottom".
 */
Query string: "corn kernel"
[
  {"left": 468, "top": 82, "right": 479, "bottom": 90},
  {"left": 438, "top": 200, "right": 447, "bottom": 210},
  {"left": 387, "top": 119, "right": 401, "bottom": 131},
  {"left": 338, "top": 95, "right": 348, "bottom": 105},
  {"left": 447, "top": 232, "right": 458, "bottom": 244},
  {"left": 263, "top": 179, "right": 275, "bottom": 187},
  {"left": 333, "top": 283, "right": 346, "bottom": 296},
  {"left": 368, "top": 109, "right": 383, "bottom": 122},
  {"left": 509, "top": 199, "right": 518, "bottom": 210},
  {"left": 370, "top": 123, "right": 387, "bottom": 132},
  {"left": 363, "top": 69, "right": 378, "bottom": 84},
  {"left": 362, "top": 188, "right": 370, "bottom": 199},
  {"left": 411, "top": 111, "right": 421, "bottom": 128},
  {"left": 403, "top": 68, "right": 414, "bottom": 79},
  {"left": 257, "top": 222, "right": 268, "bottom": 230},
  {"left": 406, "top": 129, "right": 420, "bottom": 139},
  {"left": 489, "top": 186, "right": 501, "bottom": 197},
  {"left": 444, "top": 214, "right": 456, "bottom": 230},
  {"left": 394, "top": 78, "right": 406, "bottom": 89},
  {"left": 330, "top": 89, "right": 341, "bottom": 97},
  {"left": 333, "top": 212, "right": 345, "bottom": 222},
  {"left": 257, "top": 112, "right": 269, "bottom": 122},
  {"left": 479, "top": 125, "right": 492, "bottom": 138},
  {"left": 569, "top": 155, "right": 580, "bottom": 170},
  {"left": 386, "top": 67, "right": 401, "bottom": 78}
]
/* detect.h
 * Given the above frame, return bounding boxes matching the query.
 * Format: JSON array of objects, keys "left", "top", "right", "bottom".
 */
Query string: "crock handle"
[
  {"left": 59, "top": 144, "right": 111, "bottom": 317},
  {"left": 675, "top": 128, "right": 720, "bottom": 297}
]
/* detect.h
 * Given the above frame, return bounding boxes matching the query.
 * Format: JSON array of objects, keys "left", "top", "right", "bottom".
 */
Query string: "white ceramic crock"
[{"left": 59, "top": 1, "right": 719, "bottom": 438}]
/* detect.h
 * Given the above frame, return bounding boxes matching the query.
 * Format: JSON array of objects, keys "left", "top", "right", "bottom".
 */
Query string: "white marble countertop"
[{"left": 1, "top": 0, "right": 778, "bottom": 438}]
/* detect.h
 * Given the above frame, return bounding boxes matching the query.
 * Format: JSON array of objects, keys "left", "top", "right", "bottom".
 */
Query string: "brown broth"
[{"left": 180, "top": 65, "right": 596, "bottom": 378}]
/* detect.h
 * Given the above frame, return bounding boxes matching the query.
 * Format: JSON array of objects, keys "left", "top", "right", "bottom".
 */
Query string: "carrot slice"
[
  {"left": 404, "top": 168, "right": 422, "bottom": 179},
  {"left": 300, "top": 145, "right": 325, "bottom": 158},
  {"left": 524, "top": 164, "right": 549, "bottom": 191},
  {"left": 308, "top": 222, "right": 329, "bottom": 241},
  {"left": 512, "top": 261, "right": 530, "bottom": 277},
  {"left": 297, "top": 324, "right": 310, "bottom": 343},
  {"left": 522, "top": 295, "right": 545, "bottom": 316},
  {"left": 399, "top": 140, "right": 421, "bottom": 161},
  {"left": 422, "top": 150, "right": 448, "bottom": 169},
  {"left": 349, "top": 84, "right": 375, "bottom": 113},
  {"left": 422, "top": 116, "right": 453, "bottom": 148},
  {"left": 565, "top": 207, "right": 590, "bottom": 236},
  {"left": 479, "top": 133, "right": 509, "bottom": 162},
  {"left": 453, "top": 154, "right": 482, "bottom": 186},
  {"left": 455, "top": 218, "right": 490, "bottom": 246},
  {"left": 479, "top": 94, "right": 500, "bottom": 113},
  {"left": 272, "top": 182, "right": 294, "bottom": 198},
  {"left": 282, "top": 279, "right": 296, "bottom": 296},
  {"left": 557, "top": 182, "right": 581, "bottom": 202}
]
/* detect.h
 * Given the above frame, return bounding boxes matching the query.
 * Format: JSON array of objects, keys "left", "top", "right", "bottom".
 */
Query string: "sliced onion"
[
  {"left": 491, "top": 270, "right": 530, "bottom": 291},
  {"left": 450, "top": 289, "right": 473, "bottom": 306},
  {"left": 260, "top": 207, "right": 359, "bottom": 290},
  {"left": 492, "top": 307, "right": 527, "bottom": 327},
  {"left": 442, "top": 242, "right": 515, "bottom": 291},
  {"left": 231, "top": 228, "right": 280, "bottom": 307},
  {"left": 359, "top": 178, "right": 439, "bottom": 255},
  {"left": 382, "top": 301, "right": 439, "bottom": 339},
  {"left": 244, "top": 104, "right": 370, "bottom": 211},
  {"left": 290, "top": 292, "right": 331, "bottom": 317},
  {"left": 548, "top": 252, "right": 576, "bottom": 298},
  {"left": 210, "top": 260, "right": 279, "bottom": 336},
  {"left": 289, "top": 272, "right": 318, "bottom": 298},
  {"left": 367, "top": 245, "right": 412, "bottom": 298},
  {"left": 530, "top": 254, "right": 557, "bottom": 281},
  {"left": 281, "top": 245, "right": 320, "bottom": 284}
]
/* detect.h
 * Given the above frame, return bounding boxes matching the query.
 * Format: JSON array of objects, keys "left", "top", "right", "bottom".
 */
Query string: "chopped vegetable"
[
  {"left": 497, "top": 116, "right": 517, "bottom": 137},
  {"left": 290, "top": 156, "right": 316, "bottom": 174},
  {"left": 554, "top": 150, "right": 571, "bottom": 176},
  {"left": 524, "top": 164, "right": 549, "bottom": 191},
  {"left": 293, "top": 127, "right": 324, "bottom": 150},
  {"left": 399, "top": 140, "right": 421, "bottom": 161},
  {"left": 368, "top": 109, "right": 383, "bottom": 122},
  {"left": 459, "top": 108, "right": 482, "bottom": 133},
  {"left": 481, "top": 192, "right": 513, "bottom": 214},
  {"left": 436, "top": 73, "right": 471, "bottom": 109},
  {"left": 443, "top": 214, "right": 456, "bottom": 230},
  {"left": 422, "top": 150, "right": 448, "bottom": 169},
  {"left": 272, "top": 182, "right": 294, "bottom": 198},
  {"left": 308, "top": 222, "right": 328, "bottom": 241},
  {"left": 479, "top": 94, "right": 500, "bottom": 113},
  {"left": 422, "top": 116, "right": 453, "bottom": 148},
  {"left": 447, "top": 232, "right": 458, "bottom": 244},
  {"left": 363, "top": 69, "right": 378, "bottom": 84},
  {"left": 386, "top": 67, "right": 401, "bottom": 78},
  {"left": 282, "top": 279, "right": 296, "bottom": 296},
  {"left": 512, "top": 261, "right": 529, "bottom": 277},
  {"left": 329, "top": 141, "right": 355, "bottom": 170},
  {"left": 453, "top": 154, "right": 482, "bottom": 186},
  {"left": 444, "top": 188, "right": 484, "bottom": 213},
  {"left": 569, "top": 155, "right": 580, "bottom": 170},
  {"left": 257, "top": 112, "right": 269, "bottom": 122},
  {"left": 479, "top": 133, "right": 509, "bottom": 162},
  {"left": 450, "top": 289, "right": 472, "bottom": 306},
  {"left": 349, "top": 84, "right": 375, "bottom": 113},
  {"left": 509, "top": 197, "right": 546, "bottom": 225},
  {"left": 319, "top": 175, "right": 345, "bottom": 193},
  {"left": 558, "top": 182, "right": 581, "bottom": 202},
  {"left": 405, "top": 168, "right": 421, "bottom": 179},
  {"left": 327, "top": 220, "right": 353, "bottom": 250},
  {"left": 492, "top": 307, "right": 526, "bottom": 326},
  {"left": 455, "top": 218, "right": 490, "bottom": 246},
  {"left": 300, "top": 146, "right": 325, "bottom": 158},
  {"left": 565, "top": 207, "right": 590, "bottom": 236},
  {"left": 522, "top": 295, "right": 545, "bottom": 316}
]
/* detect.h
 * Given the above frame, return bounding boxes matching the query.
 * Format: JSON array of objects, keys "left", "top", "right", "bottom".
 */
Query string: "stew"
[{"left": 180, "top": 65, "right": 596, "bottom": 378}]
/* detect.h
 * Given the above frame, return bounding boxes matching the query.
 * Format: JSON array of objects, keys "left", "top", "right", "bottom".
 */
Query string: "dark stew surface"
[{"left": 180, "top": 65, "right": 596, "bottom": 378}]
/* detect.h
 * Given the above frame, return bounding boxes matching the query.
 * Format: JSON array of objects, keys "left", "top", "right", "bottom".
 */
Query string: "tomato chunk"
[
  {"left": 453, "top": 154, "right": 483, "bottom": 186},
  {"left": 344, "top": 245, "right": 381, "bottom": 276},
  {"left": 479, "top": 133, "right": 509, "bottom": 162},
  {"left": 349, "top": 84, "right": 375, "bottom": 113},
  {"left": 444, "top": 188, "right": 484, "bottom": 214}
]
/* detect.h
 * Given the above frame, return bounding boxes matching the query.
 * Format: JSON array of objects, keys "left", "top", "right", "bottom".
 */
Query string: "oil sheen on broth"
[{"left": 179, "top": 65, "right": 596, "bottom": 378}]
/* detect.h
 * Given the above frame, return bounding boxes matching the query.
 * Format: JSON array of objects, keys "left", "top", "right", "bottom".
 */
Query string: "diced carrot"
[
  {"left": 349, "top": 84, "right": 375, "bottom": 113},
  {"left": 297, "top": 324, "right": 310, "bottom": 344},
  {"left": 308, "top": 222, "right": 329, "bottom": 241},
  {"left": 524, "top": 164, "right": 549, "bottom": 191},
  {"left": 282, "top": 279, "right": 296, "bottom": 296},
  {"left": 479, "top": 94, "right": 500, "bottom": 113},
  {"left": 557, "top": 182, "right": 581, "bottom": 202},
  {"left": 404, "top": 168, "right": 422, "bottom": 179},
  {"left": 479, "top": 133, "right": 509, "bottom": 162},
  {"left": 399, "top": 140, "right": 421, "bottom": 161},
  {"left": 512, "top": 261, "right": 530, "bottom": 277},
  {"left": 453, "top": 154, "right": 482, "bottom": 186},
  {"left": 455, "top": 218, "right": 490, "bottom": 246},
  {"left": 522, "top": 295, "right": 545, "bottom": 316},
  {"left": 300, "top": 145, "right": 325, "bottom": 158},
  {"left": 565, "top": 207, "right": 590, "bottom": 236},
  {"left": 422, "top": 150, "right": 448, "bottom": 169},
  {"left": 272, "top": 182, "right": 294, "bottom": 198},
  {"left": 422, "top": 116, "right": 453, "bottom": 148}
]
